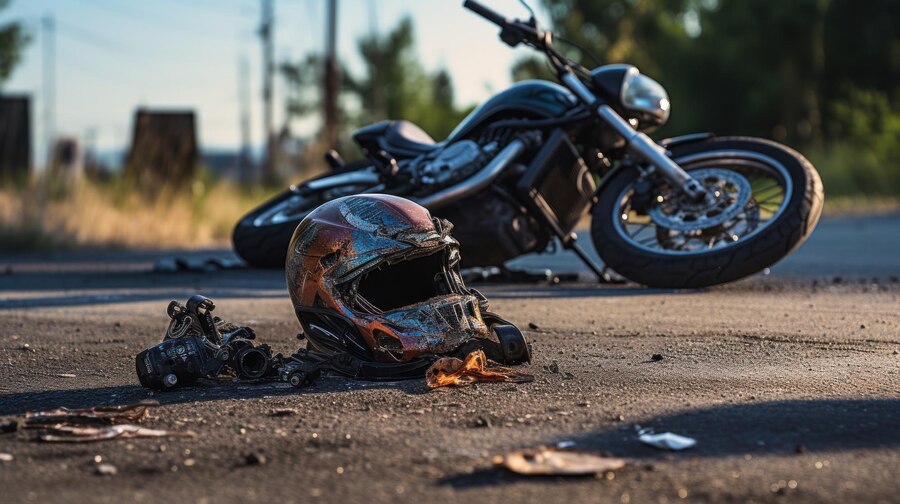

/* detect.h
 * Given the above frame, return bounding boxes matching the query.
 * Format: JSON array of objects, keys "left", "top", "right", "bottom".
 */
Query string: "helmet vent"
[
  {"left": 374, "top": 330, "right": 404, "bottom": 361},
  {"left": 356, "top": 249, "right": 449, "bottom": 312}
]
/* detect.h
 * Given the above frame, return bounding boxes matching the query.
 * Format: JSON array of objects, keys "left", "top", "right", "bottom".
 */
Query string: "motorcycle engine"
[{"left": 410, "top": 140, "right": 497, "bottom": 192}]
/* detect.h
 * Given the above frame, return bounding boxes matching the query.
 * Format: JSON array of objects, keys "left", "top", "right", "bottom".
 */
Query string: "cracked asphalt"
[{"left": 0, "top": 213, "right": 898, "bottom": 503}]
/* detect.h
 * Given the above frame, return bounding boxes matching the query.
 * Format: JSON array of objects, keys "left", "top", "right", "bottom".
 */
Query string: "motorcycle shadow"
[
  {"left": 479, "top": 283, "right": 700, "bottom": 300},
  {"left": 0, "top": 377, "right": 431, "bottom": 417}
]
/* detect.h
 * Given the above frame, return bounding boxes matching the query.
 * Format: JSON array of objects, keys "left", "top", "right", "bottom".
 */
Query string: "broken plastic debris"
[
  {"left": 639, "top": 432, "right": 696, "bottom": 451},
  {"left": 39, "top": 424, "right": 195, "bottom": 443},
  {"left": 425, "top": 350, "right": 534, "bottom": 388},
  {"left": 494, "top": 447, "right": 626, "bottom": 476},
  {"left": 23, "top": 400, "right": 159, "bottom": 427}
]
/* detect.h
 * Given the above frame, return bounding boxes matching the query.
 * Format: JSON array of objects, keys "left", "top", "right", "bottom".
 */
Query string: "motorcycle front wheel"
[{"left": 591, "top": 137, "right": 824, "bottom": 288}]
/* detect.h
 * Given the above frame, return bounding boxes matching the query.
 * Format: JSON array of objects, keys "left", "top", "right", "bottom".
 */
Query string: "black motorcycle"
[{"left": 233, "top": 0, "right": 824, "bottom": 288}]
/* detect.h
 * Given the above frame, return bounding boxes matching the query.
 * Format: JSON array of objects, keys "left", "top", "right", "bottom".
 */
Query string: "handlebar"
[
  {"left": 463, "top": 0, "right": 589, "bottom": 78},
  {"left": 463, "top": 0, "right": 508, "bottom": 28}
]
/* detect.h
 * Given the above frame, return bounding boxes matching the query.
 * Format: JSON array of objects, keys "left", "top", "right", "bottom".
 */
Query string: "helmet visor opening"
[{"left": 355, "top": 248, "right": 451, "bottom": 312}]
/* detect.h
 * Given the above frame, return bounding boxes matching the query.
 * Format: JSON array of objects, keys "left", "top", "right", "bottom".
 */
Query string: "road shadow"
[
  {"left": 0, "top": 376, "right": 428, "bottom": 416},
  {"left": 0, "top": 268, "right": 288, "bottom": 309},
  {"left": 481, "top": 284, "right": 695, "bottom": 299},
  {"left": 441, "top": 398, "right": 900, "bottom": 488}
]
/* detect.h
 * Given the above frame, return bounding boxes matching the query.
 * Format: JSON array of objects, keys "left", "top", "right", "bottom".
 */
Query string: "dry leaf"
[
  {"left": 40, "top": 424, "right": 195, "bottom": 443},
  {"left": 24, "top": 400, "right": 160, "bottom": 427},
  {"left": 425, "top": 350, "right": 533, "bottom": 388},
  {"left": 495, "top": 447, "right": 627, "bottom": 476}
]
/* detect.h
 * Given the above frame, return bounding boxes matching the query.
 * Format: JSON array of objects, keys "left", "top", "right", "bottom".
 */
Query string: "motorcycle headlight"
[{"left": 621, "top": 71, "right": 670, "bottom": 127}]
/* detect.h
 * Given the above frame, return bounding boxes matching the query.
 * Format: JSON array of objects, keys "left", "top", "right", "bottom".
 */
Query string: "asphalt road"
[{"left": 0, "top": 213, "right": 898, "bottom": 503}]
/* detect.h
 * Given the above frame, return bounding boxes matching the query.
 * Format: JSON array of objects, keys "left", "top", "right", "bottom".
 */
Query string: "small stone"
[
  {"left": 0, "top": 453, "right": 13, "bottom": 462},
  {"left": 794, "top": 443, "right": 807, "bottom": 454},
  {"left": 548, "top": 361, "right": 560, "bottom": 374},
  {"left": 471, "top": 416, "right": 492, "bottom": 428},
  {"left": 860, "top": 324, "right": 866, "bottom": 329},
  {"left": 528, "top": 322, "right": 539, "bottom": 330},
  {"left": 21, "top": 343, "right": 34, "bottom": 352},
  {"left": 95, "top": 463, "right": 117, "bottom": 476},
  {"left": 183, "top": 458, "right": 195, "bottom": 467},
  {"left": 245, "top": 453, "right": 266, "bottom": 466},
  {"left": 651, "top": 354, "right": 663, "bottom": 361}
]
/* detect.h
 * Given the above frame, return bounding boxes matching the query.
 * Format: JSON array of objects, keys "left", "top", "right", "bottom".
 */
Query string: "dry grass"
[{"left": 0, "top": 176, "right": 279, "bottom": 251}]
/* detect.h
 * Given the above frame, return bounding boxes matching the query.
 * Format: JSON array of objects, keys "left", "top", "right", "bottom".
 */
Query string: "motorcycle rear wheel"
[
  {"left": 590, "top": 137, "right": 824, "bottom": 288},
  {"left": 233, "top": 163, "right": 376, "bottom": 268}
]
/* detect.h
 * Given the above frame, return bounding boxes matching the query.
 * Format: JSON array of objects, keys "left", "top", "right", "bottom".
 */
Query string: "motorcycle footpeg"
[
  {"left": 324, "top": 149, "right": 346, "bottom": 170},
  {"left": 367, "top": 149, "right": 400, "bottom": 178}
]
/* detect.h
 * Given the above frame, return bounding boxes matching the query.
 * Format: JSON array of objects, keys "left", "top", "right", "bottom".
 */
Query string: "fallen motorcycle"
[{"left": 233, "top": 0, "right": 824, "bottom": 288}]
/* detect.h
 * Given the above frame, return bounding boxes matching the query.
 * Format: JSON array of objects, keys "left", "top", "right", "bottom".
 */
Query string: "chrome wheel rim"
[{"left": 612, "top": 150, "right": 793, "bottom": 255}]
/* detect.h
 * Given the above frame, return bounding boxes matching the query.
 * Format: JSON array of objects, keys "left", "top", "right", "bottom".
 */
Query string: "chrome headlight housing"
[{"left": 621, "top": 68, "right": 670, "bottom": 128}]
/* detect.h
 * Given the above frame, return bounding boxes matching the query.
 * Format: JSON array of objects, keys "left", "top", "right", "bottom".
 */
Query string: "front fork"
[{"left": 560, "top": 72, "right": 706, "bottom": 201}]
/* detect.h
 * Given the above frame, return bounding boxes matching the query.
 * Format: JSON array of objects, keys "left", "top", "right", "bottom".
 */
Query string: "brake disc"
[{"left": 648, "top": 168, "right": 753, "bottom": 232}]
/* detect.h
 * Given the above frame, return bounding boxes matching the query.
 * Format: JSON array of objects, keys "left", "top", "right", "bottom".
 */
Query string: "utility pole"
[
  {"left": 238, "top": 56, "right": 253, "bottom": 183},
  {"left": 259, "top": 0, "right": 275, "bottom": 181},
  {"left": 323, "top": 0, "right": 339, "bottom": 150},
  {"left": 42, "top": 15, "right": 56, "bottom": 169}
]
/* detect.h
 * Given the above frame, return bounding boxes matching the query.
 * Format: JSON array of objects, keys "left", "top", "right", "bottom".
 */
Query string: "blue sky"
[{"left": 0, "top": 0, "right": 545, "bottom": 162}]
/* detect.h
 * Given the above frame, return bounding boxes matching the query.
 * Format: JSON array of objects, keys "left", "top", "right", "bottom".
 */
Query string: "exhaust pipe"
[{"left": 415, "top": 138, "right": 526, "bottom": 210}]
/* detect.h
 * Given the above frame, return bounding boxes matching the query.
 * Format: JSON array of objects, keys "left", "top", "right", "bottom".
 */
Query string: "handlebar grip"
[{"left": 463, "top": 0, "right": 508, "bottom": 28}]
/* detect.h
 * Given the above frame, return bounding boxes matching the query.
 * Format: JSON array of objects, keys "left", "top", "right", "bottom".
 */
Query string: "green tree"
[
  {"left": 281, "top": 17, "right": 471, "bottom": 147},
  {"left": 0, "top": 0, "right": 28, "bottom": 86},
  {"left": 520, "top": 0, "right": 900, "bottom": 195}
]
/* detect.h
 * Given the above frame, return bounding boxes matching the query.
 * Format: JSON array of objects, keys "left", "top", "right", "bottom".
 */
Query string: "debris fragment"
[
  {"left": 650, "top": 354, "right": 663, "bottom": 362},
  {"left": 639, "top": 431, "right": 696, "bottom": 451},
  {"left": 95, "top": 463, "right": 118, "bottom": 476},
  {"left": 245, "top": 453, "right": 267, "bottom": 466},
  {"left": 528, "top": 322, "right": 539, "bottom": 330},
  {"left": 494, "top": 447, "right": 626, "bottom": 476},
  {"left": 23, "top": 400, "right": 160, "bottom": 427},
  {"left": 425, "top": 350, "right": 534, "bottom": 388},
  {"left": 0, "top": 453, "right": 13, "bottom": 462},
  {"left": 57, "top": 373, "right": 77, "bottom": 378},
  {"left": 40, "top": 424, "right": 194, "bottom": 443}
]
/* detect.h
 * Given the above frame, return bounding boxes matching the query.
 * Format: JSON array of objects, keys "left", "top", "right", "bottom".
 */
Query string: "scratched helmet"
[{"left": 285, "top": 194, "right": 529, "bottom": 379}]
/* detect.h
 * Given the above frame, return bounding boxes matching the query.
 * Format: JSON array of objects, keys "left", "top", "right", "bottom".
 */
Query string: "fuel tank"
[{"left": 447, "top": 80, "right": 578, "bottom": 141}]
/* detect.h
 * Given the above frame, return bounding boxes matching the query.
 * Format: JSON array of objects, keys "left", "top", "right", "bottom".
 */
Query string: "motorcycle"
[{"left": 233, "top": 0, "right": 824, "bottom": 288}]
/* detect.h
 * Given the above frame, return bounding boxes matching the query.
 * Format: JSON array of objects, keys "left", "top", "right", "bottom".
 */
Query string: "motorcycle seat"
[{"left": 353, "top": 120, "right": 440, "bottom": 158}]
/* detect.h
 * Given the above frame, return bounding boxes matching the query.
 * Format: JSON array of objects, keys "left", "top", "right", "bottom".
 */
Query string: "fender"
[{"left": 659, "top": 132, "right": 715, "bottom": 150}]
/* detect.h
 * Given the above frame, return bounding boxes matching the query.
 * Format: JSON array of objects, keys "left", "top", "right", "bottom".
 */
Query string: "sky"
[{"left": 0, "top": 0, "right": 546, "bottom": 163}]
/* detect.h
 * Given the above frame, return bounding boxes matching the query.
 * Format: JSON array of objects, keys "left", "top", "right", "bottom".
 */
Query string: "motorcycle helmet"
[{"left": 285, "top": 194, "right": 529, "bottom": 380}]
